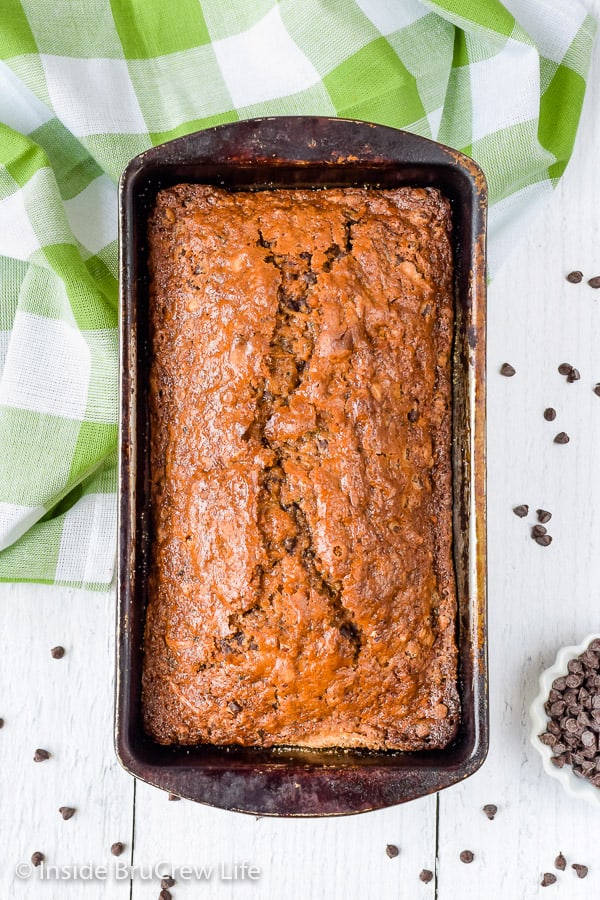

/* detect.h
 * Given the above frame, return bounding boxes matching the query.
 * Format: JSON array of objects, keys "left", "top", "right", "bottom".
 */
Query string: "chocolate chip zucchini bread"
[{"left": 143, "top": 184, "right": 458, "bottom": 750}]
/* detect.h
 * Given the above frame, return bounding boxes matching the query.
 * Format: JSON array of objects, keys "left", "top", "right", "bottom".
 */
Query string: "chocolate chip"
[
  {"left": 594, "top": 384, "right": 600, "bottom": 397},
  {"left": 159, "top": 891, "right": 172, "bottom": 900},
  {"left": 482, "top": 803, "right": 497, "bottom": 820},
  {"left": 50, "top": 645, "right": 65, "bottom": 659},
  {"left": 161, "top": 876, "right": 176, "bottom": 889},
  {"left": 228, "top": 700, "right": 242, "bottom": 714},
  {"left": 567, "top": 367, "right": 581, "bottom": 382},
  {"left": 513, "top": 504, "right": 529, "bottom": 518},
  {"left": 168, "top": 793, "right": 181, "bottom": 801},
  {"left": 581, "top": 650, "right": 599, "bottom": 668},
  {"left": 551, "top": 755, "right": 566, "bottom": 768},
  {"left": 539, "top": 732, "right": 557, "bottom": 747},
  {"left": 566, "top": 673, "right": 583, "bottom": 688},
  {"left": 419, "top": 869, "right": 433, "bottom": 883},
  {"left": 553, "top": 676, "right": 567, "bottom": 691},
  {"left": 581, "top": 730, "right": 596, "bottom": 747},
  {"left": 407, "top": 408, "right": 419, "bottom": 422},
  {"left": 500, "top": 363, "right": 516, "bottom": 377},
  {"left": 386, "top": 844, "right": 399, "bottom": 859},
  {"left": 537, "top": 509, "right": 552, "bottom": 524},
  {"left": 532, "top": 524, "right": 548, "bottom": 538},
  {"left": 33, "top": 748, "right": 50, "bottom": 762},
  {"left": 0, "top": 718, "right": 4, "bottom": 728},
  {"left": 587, "top": 276, "right": 600, "bottom": 289},
  {"left": 572, "top": 864, "right": 588, "bottom": 879},
  {"left": 31, "top": 852, "right": 45, "bottom": 867},
  {"left": 535, "top": 534, "right": 553, "bottom": 546},
  {"left": 554, "top": 432, "right": 569, "bottom": 444},
  {"left": 555, "top": 853, "right": 566, "bottom": 871},
  {"left": 541, "top": 873, "right": 557, "bottom": 887},
  {"left": 459, "top": 850, "right": 474, "bottom": 864},
  {"left": 558, "top": 363, "right": 573, "bottom": 376},
  {"left": 111, "top": 842, "right": 124, "bottom": 856},
  {"left": 59, "top": 807, "right": 76, "bottom": 820},
  {"left": 566, "top": 271, "right": 583, "bottom": 283}
]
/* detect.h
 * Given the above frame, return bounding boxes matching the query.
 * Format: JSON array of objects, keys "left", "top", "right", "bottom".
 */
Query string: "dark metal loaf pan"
[{"left": 117, "top": 116, "right": 487, "bottom": 816}]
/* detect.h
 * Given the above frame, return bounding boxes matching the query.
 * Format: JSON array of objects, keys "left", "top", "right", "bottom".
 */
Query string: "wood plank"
[
  {"left": 438, "top": 29, "right": 600, "bottom": 900},
  {"left": 131, "top": 782, "right": 437, "bottom": 899},
  {"left": 0, "top": 584, "right": 134, "bottom": 898}
]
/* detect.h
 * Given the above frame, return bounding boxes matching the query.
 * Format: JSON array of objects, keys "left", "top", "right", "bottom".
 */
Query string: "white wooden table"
[{"left": 2, "top": 32, "right": 600, "bottom": 900}]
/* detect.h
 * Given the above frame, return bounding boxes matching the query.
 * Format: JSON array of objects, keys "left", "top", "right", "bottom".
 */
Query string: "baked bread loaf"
[{"left": 143, "top": 184, "right": 458, "bottom": 750}]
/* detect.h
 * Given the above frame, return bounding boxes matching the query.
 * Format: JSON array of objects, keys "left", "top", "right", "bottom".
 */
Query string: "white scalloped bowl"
[{"left": 529, "top": 634, "right": 600, "bottom": 808}]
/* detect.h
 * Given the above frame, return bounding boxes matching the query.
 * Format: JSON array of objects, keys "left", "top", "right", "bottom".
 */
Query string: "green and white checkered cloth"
[{"left": 0, "top": 0, "right": 595, "bottom": 588}]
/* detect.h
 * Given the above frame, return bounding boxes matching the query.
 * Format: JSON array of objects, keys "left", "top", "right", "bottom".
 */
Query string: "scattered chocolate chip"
[
  {"left": 407, "top": 408, "right": 419, "bottom": 422},
  {"left": 535, "top": 534, "right": 553, "bottom": 547},
  {"left": 31, "top": 851, "right": 45, "bottom": 867},
  {"left": 555, "top": 853, "right": 566, "bottom": 871},
  {"left": 0, "top": 718, "right": 4, "bottom": 728},
  {"left": 59, "top": 807, "right": 76, "bottom": 820},
  {"left": 594, "top": 384, "right": 600, "bottom": 397},
  {"left": 482, "top": 803, "right": 497, "bottom": 820},
  {"left": 567, "top": 367, "right": 581, "bottom": 383},
  {"left": 541, "top": 873, "right": 557, "bottom": 887},
  {"left": 550, "top": 754, "right": 566, "bottom": 768},
  {"left": 459, "top": 850, "right": 474, "bottom": 864},
  {"left": 543, "top": 407, "right": 557, "bottom": 421},
  {"left": 386, "top": 844, "right": 399, "bottom": 859},
  {"left": 168, "top": 793, "right": 180, "bottom": 801},
  {"left": 587, "top": 276, "right": 600, "bottom": 289},
  {"left": 33, "top": 748, "right": 50, "bottom": 762},
  {"left": 51, "top": 646, "right": 65, "bottom": 659},
  {"left": 537, "top": 509, "right": 552, "bottom": 524},
  {"left": 500, "top": 362, "right": 516, "bottom": 377},
  {"left": 111, "top": 842, "right": 124, "bottom": 857},
  {"left": 554, "top": 432, "right": 570, "bottom": 444},
  {"left": 566, "top": 270, "right": 583, "bottom": 284},
  {"left": 572, "top": 864, "right": 588, "bottom": 879},
  {"left": 161, "top": 876, "right": 176, "bottom": 889},
  {"left": 159, "top": 891, "right": 172, "bottom": 900},
  {"left": 558, "top": 363, "right": 573, "bottom": 376},
  {"left": 513, "top": 504, "right": 529, "bottom": 518},
  {"left": 228, "top": 700, "right": 242, "bottom": 715},
  {"left": 532, "top": 524, "right": 548, "bottom": 538},
  {"left": 419, "top": 869, "right": 433, "bottom": 883}
]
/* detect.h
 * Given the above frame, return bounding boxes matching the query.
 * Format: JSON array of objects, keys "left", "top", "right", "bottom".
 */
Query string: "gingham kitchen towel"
[{"left": 0, "top": 0, "right": 595, "bottom": 588}]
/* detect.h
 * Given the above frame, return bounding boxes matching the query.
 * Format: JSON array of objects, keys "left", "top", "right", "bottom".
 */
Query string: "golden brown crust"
[{"left": 143, "top": 184, "right": 458, "bottom": 750}]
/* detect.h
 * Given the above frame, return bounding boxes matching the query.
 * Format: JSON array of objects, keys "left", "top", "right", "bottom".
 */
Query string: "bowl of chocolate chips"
[{"left": 530, "top": 635, "right": 600, "bottom": 807}]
